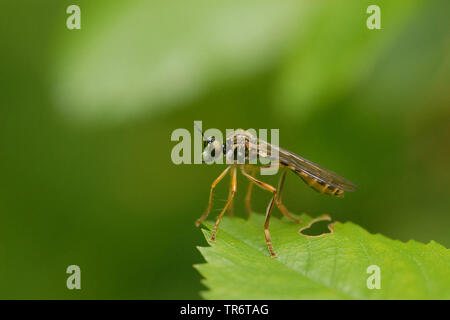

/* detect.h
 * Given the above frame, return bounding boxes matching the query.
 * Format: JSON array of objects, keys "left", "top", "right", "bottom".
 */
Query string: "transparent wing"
[{"left": 255, "top": 139, "right": 357, "bottom": 192}]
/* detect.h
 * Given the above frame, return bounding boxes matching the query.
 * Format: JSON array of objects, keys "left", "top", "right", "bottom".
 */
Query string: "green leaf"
[{"left": 194, "top": 213, "right": 450, "bottom": 299}]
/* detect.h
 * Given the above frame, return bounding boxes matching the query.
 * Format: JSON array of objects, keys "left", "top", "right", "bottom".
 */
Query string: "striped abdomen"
[{"left": 294, "top": 169, "right": 344, "bottom": 197}]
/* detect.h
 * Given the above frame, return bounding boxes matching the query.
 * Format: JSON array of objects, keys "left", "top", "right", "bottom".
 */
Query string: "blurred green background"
[{"left": 0, "top": 0, "right": 449, "bottom": 299}]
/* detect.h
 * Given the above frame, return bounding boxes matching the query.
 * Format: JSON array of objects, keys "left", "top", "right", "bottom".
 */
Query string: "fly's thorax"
[
  {"left": 224, "top": 130, "right": 259, "bottom": 164},
  {"left": 202, "top": 129, "right": 276, "bottom": 165}
]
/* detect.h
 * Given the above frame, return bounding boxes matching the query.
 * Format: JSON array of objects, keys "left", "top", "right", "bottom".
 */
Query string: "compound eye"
[
  {"left": 211, "top": 141, "right": 223, "bottom": 158},
  {"left": 203, "top": 136, "right": 213, "bottom": 148}
]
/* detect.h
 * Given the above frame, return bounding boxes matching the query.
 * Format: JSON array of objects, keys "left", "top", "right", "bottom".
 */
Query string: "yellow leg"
[
  {"left": 244, "top": 166, "right": 256, "bottom": 216},
  {"left": 240, "top": 166, "right": 277, "bottom": 258},
  {"left": 227, "top": 168, "right": 235, "bottom": 216},
  {"left": 276, "top": 167, "right": 302, "bottom": 224},
  {"left": 195, "top": 166, "right": 231, "bottom": 227},
  {"left": 211, "top": 166, "right": 237, "bottom": 241}
]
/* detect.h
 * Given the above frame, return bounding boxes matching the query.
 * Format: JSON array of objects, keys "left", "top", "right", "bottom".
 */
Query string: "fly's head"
[{"left": 202, "top": 136, "right": 224, "bottom": 163}]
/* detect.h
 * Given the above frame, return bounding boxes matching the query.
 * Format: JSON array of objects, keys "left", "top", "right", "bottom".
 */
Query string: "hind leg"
[
  {"left": 240, "top": 166, "right": 278, "bottom": 257},
  {"left": 276, "top": 167, "right": 302, "bottom": 224}
]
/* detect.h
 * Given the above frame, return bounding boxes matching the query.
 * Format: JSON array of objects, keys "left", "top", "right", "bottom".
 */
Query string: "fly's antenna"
[{"left": 194, "top": 122, "right": 205, "bottom": 140}]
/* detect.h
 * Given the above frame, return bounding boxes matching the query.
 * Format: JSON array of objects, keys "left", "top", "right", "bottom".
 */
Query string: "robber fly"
[{"left": 195, "top": 127, "right": 357, "bottom": 258}]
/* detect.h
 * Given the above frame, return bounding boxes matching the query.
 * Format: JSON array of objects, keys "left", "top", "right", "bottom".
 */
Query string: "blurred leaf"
[
  {"left": 52, "top": 0, "right": 305, "bottom": 123},
  {"left": 195, "top": 213, "right": 450, "bottom": 299}
]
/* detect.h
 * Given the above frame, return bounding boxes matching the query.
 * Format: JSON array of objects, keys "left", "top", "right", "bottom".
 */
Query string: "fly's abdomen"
[{"left": 295, "top": 170, "right": 344, "bottom": 197}]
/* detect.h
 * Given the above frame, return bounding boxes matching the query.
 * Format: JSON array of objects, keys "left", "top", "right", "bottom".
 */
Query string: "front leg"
[
  {"left": 211, "top": 166, "right": 237, "bottom": 241},
  {"left": 195, "top": 166, "right": 231, "bottom": 227},
  {"left": 227, "top": 168, "right": 236, "bottom": 216}
]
